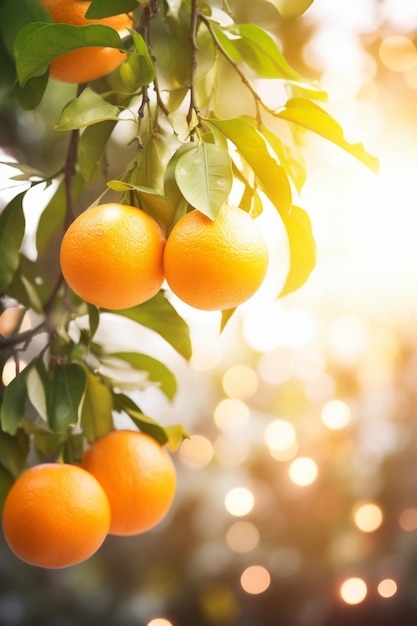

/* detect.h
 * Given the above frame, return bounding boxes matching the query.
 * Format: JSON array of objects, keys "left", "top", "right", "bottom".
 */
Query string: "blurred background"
[{"left": 3, "top": 0, "right": 417, "bottom": 624}]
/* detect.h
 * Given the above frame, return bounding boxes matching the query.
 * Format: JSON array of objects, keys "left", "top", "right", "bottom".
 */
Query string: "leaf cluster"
[{"left": 0, "top": 0, "right": 378, "bottom": 486}]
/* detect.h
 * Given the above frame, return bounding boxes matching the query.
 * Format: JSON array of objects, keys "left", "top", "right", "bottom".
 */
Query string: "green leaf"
[
  {"left": 218, "top": 23, "right": 306, "bottom": 81},
  {"left": 27, "top": 358, "right": 49, "bottom": 423},
  {"left": 78, "top": 121, "right": 117, "bottom": 182},
  {"left": 7, "top": 255, "right": 48, "bottom": 313},
  {"left": 113, "top": 392, "right": 169, "bottom": 443},
  {"left": 15, "top": 23, "right": 125, "bottom": 86},
  {"left": 0, "top": 466, "right": 14, "bottom": 510},
  {"left": 108, "top": 291, "right": 192, "bottom": 360},
  {"left": 113, "top": 392, "right": 188, "bottom": 447},
  {"left": 33, "top": 432, "right": 67, "bottom": 459},
  {"left": 163, "top": 424, "right": 190, "bottom": 451},
  {"left": 164, "top": 143, "right": 196, "bottom": 222},
  {"left": 280, "top": 205, "right": 316, "bottom": 297},
  {"left": 220, "top": 307, "right": 236, "bottom": 332},
  {"left": 0, "top": 192, "right": 26, "bottom": 292},
  {"left": 175, "top": 143, "right": 233, "bottom": 219},
  {"left": 14, "top": 71, "right": 49, "bottom": 110},
  {"left": 0, "top": 161, "right": 46, "bottom": 181},
  {"left": 269, "top": 0, "right": 315, "bottom": 19},
  {"left": 80, "top": 368, "right": 114, "bottom": 443},
  {"left": 0, "top": 369, "right": 29, "bottom": 435},
  {"left": 119, "top": 31, "right": 155, "bottom": 90},
  {"left": 109, "top": 352, "right": 177, "bottom": 400},
  {"left": 0, "top": 0, "right": 50, "bottom": 56},
  {"left": 48, "top": 363, "right": 87, "bottom": 433},
  {"left": 87, "top": 304, "right": 100, "bottom": 339},
  {"left": 258, "top": 120, "right": 307, "bottom": 192},
  {"left": 36, "top": 176, "right": 83, "bottom": 260},
  {"left": 106, "top": 180, "right": 176, "bottom": 230},
  {"left": 276, "top": 98, "right": 379, "bottom": 172},
  {"left": 86, "top": 0, "right": 139, "bottom": 18},
  {"left": 206, "top": 117, "right": 292, "bottom": 215},
  {"left": 55, "top": 88, "right": 122, "bottom": 131},
  {"left": 0, "top": 429, "right": 29, "bottom": 478}
]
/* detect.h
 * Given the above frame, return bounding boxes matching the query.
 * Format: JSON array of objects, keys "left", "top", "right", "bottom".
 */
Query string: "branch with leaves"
[{"left": 0, "top": 0, "right": 378, "bottom": 489}]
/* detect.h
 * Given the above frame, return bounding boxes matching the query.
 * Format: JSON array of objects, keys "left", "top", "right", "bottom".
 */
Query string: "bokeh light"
[
  {"left": 326, "top": 315, "right": 369, "bottom": 367},
  {"left": 288, "top": 457, "right": 318, "bottom": 486},
  {"left": 379, "top": 35, "right": 417, "bottom": 73},
  {"left": 243, "top": 303, "right": 317, "bottom": 353},
  {"left": 264, "top": 419, "right": 299, "bottom": 461},
  {"left": 399, "top": 508, "right": 417, "bottom": 531},
  {"left": 178, "top": 435, "right": 214, "bottom": 468},
  {"left": 240, "top": 566, "right": 271, "bottom": 595},
  {"left": 1, "top": 359, "right": 28, "bottom": 386},
  {"left": 222, "top": 365, "right": 258, "bottom": 400},
  {"left": 353, "top": 502, "right": 383, "bottom": 533},
  {"left": 213, "top": 398, "right": 251, "bottom": 432},
  {"left": 147, "top": 619, "right": 173, "bottom": 626},
  {"left": 213, "top": 434, "right": 250, "bottom": 467},
  {"left": 224, "top": 487, "right": 255, "bottom": 517},
  {"left": 321, "top": 400, "right": 352, "bottom": 430},
  {"left": 226, "top": 521, "right": 260, "bottom": 553},
  {"left": 339, "top": 577, "right": 368, "bottom": 605},
  {"left": 377, "top": 579, "right": 398, "bottom": 599}
]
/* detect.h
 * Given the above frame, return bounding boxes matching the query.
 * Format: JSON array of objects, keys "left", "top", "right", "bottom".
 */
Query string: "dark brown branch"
[{"left": 0, "top": 321, "right": 47, "bottom": 351}]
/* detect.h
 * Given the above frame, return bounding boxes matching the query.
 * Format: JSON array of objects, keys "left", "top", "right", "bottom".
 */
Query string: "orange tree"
[{"left": 0, "top": 0, "right": 378, "bottom": 493}]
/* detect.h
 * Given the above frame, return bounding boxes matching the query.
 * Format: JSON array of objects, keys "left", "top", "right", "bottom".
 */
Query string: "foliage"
[{"left": 0, "top": 0, "right": 378, "bottom": 492}]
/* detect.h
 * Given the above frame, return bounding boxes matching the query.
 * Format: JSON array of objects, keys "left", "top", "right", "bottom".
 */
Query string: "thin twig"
[
  {"left": 0, "top": 321, "right": 47, "bottom": 351},
  {"left": 187, "top": 0, "right": 200, "bottom": 138},
  {"left": 198, "top": 12, "right": 278, "bottom": 124}
]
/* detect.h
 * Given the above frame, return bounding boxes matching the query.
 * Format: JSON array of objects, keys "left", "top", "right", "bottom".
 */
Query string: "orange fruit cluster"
[
  {"left": 41, "top": 0, "right": 133, "bottom": 83},
  {"left": 2, "top": 431, "right": 176, "bottom": 569},
  {"left": 60, "top": 202, "right": 268, "bottom": 312}
]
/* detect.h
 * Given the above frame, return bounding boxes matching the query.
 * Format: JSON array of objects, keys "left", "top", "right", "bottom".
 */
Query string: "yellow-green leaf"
[
  {"left": 280, "top": 205, "right": 316, "bottom": 297},
  {"left": 276, "top": 98, "right": 379, "bottom": 172}
]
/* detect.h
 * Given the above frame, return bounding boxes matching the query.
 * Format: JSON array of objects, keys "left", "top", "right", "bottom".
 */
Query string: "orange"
[
  {"left": 60, "top": 203, "right": 166, "bottom": 310},
  {"left": 81, "top": 430, "right": 176, "bottom": 536},
  {"left": 163, "top": 205, "right": 269, "bottom": 311},
  {"left": 2, "top": 463, "right": 110, "bottom": 569},
  {"left": 41, "top": 0, "right": 133, "bottom": 83}
]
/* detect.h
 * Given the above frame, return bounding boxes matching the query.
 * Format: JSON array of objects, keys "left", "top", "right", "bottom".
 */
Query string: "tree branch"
[
  {"left": 198, "top": 12, "right": 275, "bottom": 124},
  {"left": 187, "top": 0, "right": 200, "bottom": 138}
]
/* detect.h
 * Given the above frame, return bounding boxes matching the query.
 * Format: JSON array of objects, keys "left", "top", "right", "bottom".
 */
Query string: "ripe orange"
[
  {"left": 41, "top": 0, "right": 133, "bottom": 83},
  {"left": 60, "top": 203, "right": 166, "bottom": 310},
  {"left": 163, "top": 205, "right": 269, "bottom": 310},
  {"left": 2, "top": 463, "right": 111, "bottom": 569},
  {"left": 81, "top": 430, "right": 176, "bottom": 536}
]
